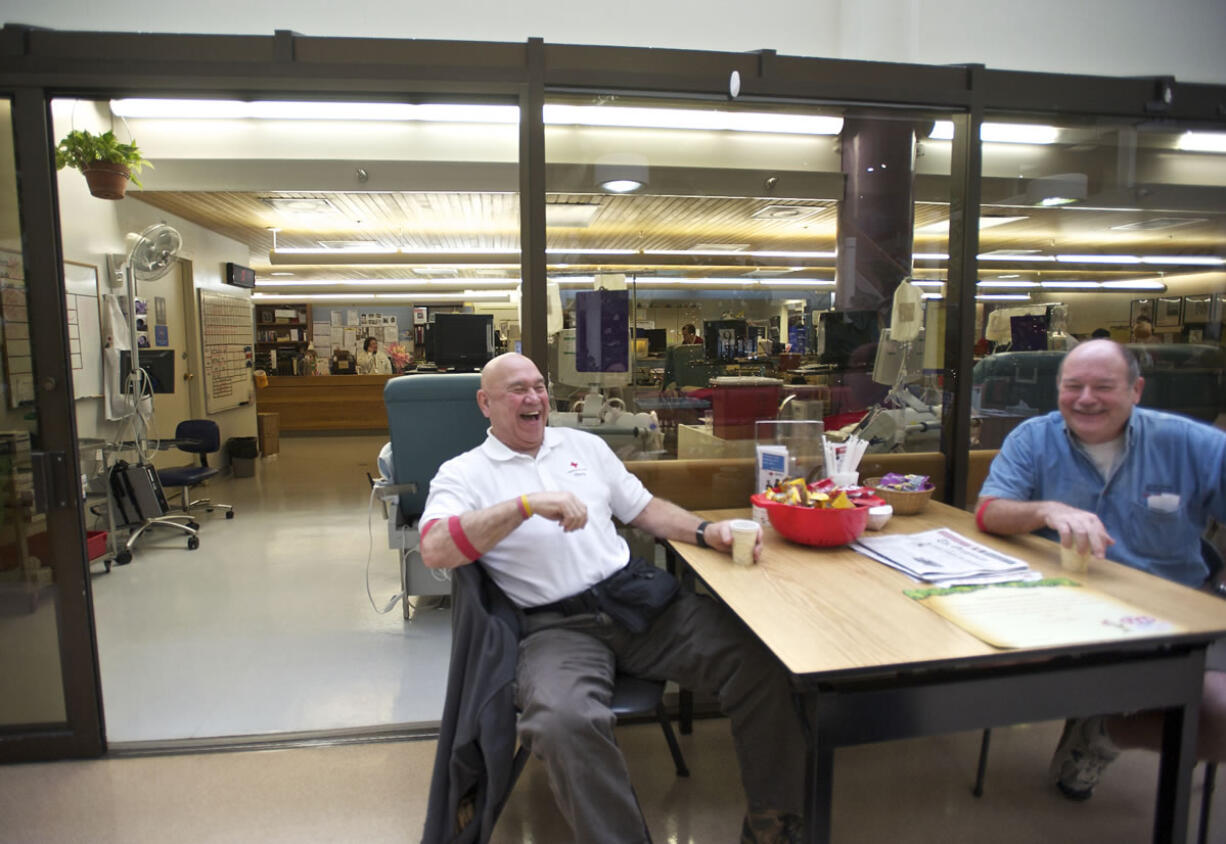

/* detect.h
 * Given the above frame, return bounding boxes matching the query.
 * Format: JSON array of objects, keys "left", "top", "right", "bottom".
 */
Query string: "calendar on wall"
[{"left": 199, "top": 289, "right": 254, "bottom": 413}]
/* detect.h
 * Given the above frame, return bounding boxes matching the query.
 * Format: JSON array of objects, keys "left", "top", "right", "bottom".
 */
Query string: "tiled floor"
[
  {"left": 88, "top": 434, "right": 453, "bottom": 743},
  {"left": 2, "top": 719, "right": 1221, "bottom": 843}
]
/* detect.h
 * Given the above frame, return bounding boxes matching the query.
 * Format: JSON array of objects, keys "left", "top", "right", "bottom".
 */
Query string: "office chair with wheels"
[
  {"left": 156, "top": 419, "right": 234, "bottom": 522},
  {"left": 973, "top": 537, "right": 1226, "bottom": 844}
]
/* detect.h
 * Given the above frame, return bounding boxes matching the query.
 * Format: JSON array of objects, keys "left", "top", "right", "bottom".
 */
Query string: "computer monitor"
[
  {"left": 817, "top": 310, "right": 880, "bottom": 368},
  {"left": 119, "top": 349, "right": 175, "bottom": 394},
  {"left": 638, "top": 328, "right": 668, "bottom": 356},
  {"left": 703, "top": 319, "right": 749, "bottom": 363},
  {"left": 431, "top": 313, "right": 494, "bottom": 371}
]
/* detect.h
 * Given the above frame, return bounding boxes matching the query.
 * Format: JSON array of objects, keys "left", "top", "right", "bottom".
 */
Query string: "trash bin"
[
  {"left": 257, "top": 412, "right": 280, "bottom": 457},
  {"left": 227, "top": 436, "right": 259, "bottom": 478}
]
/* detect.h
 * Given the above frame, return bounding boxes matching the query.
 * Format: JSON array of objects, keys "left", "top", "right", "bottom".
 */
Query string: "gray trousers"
[{"left": 515, "top": 591, "right": 805, "bottom": 844}]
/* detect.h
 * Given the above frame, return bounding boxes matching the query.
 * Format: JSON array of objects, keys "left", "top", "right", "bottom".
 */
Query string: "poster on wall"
[
  {"left": 1130, "top": 298, "right": 1153, "bottom": 326},
  {"left": 1154, "top": 296, "right": 1182, "bottom": 328},
  {"left": 1184, "top": 295, "right": 1211, "bottom": 323}
]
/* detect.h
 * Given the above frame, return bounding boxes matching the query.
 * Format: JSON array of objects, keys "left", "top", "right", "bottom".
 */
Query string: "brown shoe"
[{"left": 740, "top": 809, "right": 804, "bottom": 844}]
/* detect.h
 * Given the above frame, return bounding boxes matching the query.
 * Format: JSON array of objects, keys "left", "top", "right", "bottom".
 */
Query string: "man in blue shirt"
[{"left": 977, "top": 339, "right": 1226, "bottom": 800}]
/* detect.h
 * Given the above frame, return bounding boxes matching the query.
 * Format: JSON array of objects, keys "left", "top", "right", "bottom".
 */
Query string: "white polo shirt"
[{"left": 421, "top": 426, "right": 654, "bottom": 608}]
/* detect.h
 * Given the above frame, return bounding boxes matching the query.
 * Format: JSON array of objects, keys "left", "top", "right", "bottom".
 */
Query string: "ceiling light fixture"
[
  {"left": 976, "top": 293, "right": 1033, "bottom": 301},
  {"left": 111, "top": 99, "right": 844, "bottom": 135},
  {"left": 929, "top": 122, "right": 1059, "bottom": 144},
  {"left": 977, "top": 280, "right": 1039, "bottom": 288},
  {"left": 1177, "top": 132, "right": 1226, "bottom": 153}
]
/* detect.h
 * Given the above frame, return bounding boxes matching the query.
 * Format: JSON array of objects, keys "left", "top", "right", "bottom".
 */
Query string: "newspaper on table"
[{"left": 852, "top": 527, "right": 1042, "bottom": 586}]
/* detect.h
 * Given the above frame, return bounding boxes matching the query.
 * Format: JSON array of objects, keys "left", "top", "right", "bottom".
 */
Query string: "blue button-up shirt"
[{"left": 980, "top": 407, "right": 1226, "bottom": 587}]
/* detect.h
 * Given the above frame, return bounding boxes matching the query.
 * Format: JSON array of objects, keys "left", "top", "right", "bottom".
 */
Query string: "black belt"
[{"left": 522, "top": 588, "right": 601, "bottom": 617}]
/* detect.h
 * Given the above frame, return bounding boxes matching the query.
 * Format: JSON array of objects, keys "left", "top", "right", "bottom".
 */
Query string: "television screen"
[
  {"left": 432, "top": 313, "right": 494, "bottom": 371},
  {"left": 642, "top": 328, "right": 668, "bottom": 356},
  {"left": 119, "top": 349, "right": 176, "bottom": 394},
  {"left": 818, "top": 310, "right": 880, "bottom": 368},
  {"left": 703, "top": 319, "right": 749, "bottom": 363}
]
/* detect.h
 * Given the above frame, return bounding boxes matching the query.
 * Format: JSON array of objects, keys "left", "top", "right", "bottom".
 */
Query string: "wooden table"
[{"left": 668, "top": 502, "right": 1226, "bottom": 844}]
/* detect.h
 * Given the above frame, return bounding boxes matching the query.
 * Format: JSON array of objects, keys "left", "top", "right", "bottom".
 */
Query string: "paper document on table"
[
  {"left": 853, "top": 528, "right": 1040, "bottom": 585},
  {"left": 906, "top": 579, "right": 1180, "bottom": 649}
]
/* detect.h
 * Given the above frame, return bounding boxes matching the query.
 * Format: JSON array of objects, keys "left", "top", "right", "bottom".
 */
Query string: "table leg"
[
  {"left": 799, "top": 691, "right": 834, "bottom": 844},
  {"left": 1153, "top": 696, "right": 1201, "bottom": 844}
]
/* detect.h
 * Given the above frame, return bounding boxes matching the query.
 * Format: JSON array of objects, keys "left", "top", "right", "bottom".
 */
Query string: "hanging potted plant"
[{"left": 54, "top": 129, "right": 152, "bottom": 200}]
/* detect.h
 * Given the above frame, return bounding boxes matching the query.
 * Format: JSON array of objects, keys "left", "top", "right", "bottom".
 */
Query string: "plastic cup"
[
  {"left": 730, "top": 519, "right": 760, "bottom": 566},
  {"left": 1060, "top": 545, "right": 1091, "bottom": 574},
  {"left": 827, "top": 471, "right": 860, "bottom": 488}
]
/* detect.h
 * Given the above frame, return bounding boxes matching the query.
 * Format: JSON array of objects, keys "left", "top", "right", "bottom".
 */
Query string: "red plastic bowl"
[{"left": 751, "top": 493, "right": 870, "bottom": 548}]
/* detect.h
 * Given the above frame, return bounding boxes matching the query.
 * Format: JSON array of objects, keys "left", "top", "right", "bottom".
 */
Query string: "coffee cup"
[
  {"left": 730, "top": 519, "right": 760, "bottom": 566},
  {"left": 1060, "top": 545, "right": 1091, "bottom": 574}
]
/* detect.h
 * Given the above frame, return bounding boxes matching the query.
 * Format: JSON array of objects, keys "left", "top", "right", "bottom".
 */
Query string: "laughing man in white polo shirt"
[{"left": 421, "top": 353, "right": 805, "bottom": 844}]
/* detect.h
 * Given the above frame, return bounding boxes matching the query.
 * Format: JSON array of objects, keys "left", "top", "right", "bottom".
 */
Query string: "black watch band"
[{"left": 695, "top": 520, "right": 711, "bottom": 549}]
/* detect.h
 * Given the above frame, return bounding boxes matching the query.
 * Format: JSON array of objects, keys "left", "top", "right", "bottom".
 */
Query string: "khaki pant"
[{"left": 515, "top": 591, "right": 805, "bottom": 844}]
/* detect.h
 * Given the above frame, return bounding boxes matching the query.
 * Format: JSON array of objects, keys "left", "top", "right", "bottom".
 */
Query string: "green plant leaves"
[{"left": 54, "top": 129, "right": 152, "bottom": 187}]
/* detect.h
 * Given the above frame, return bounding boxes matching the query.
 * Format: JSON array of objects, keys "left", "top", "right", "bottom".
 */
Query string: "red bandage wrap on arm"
[
  {"left": 420, "top": 518, "right": 440, "bottom": 540},
  {"left": 975, "top": 496, "right": 999, "bottom": 533},
  {"left": 448, "top": 515, "right": 481, "bottom": 562}
]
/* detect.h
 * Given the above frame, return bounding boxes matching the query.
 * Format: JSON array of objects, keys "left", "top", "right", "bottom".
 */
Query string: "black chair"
[
  {"left": 156, "top": 419, "right": 234, "bottom": 521},
  {"left": 973, "top": 537, "right": 1226, "bottom": 844}
]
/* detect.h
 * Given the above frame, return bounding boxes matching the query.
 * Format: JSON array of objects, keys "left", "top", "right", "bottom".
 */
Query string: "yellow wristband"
[{"left": 519, "top": 494, "right": 533, "bottom": 519}]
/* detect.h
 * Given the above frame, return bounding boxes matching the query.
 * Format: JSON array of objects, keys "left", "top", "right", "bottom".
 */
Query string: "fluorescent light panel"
[
  {"left": 929, "top": 122, "right": 1059, "bottom": 144},
  {"left": 111, "top": 99, "right": 843, "bottom": 135},
  {"left": 1177, "top": 132, "right": 1226, "bottom": 153}
]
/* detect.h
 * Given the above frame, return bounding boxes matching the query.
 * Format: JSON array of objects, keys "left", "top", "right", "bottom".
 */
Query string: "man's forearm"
[
  {"left": 977, "top": 497, "right": 1051, "bottom": 535},
  {"left": 421, "top": 498, "right": 524, "bottom": 569},
  {"left": 629, "top": 497, "right": 706, "bottom": 545}
]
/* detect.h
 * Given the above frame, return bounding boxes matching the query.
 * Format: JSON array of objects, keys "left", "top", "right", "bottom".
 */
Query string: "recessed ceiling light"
[
  {"left": 546, "top": 204, "right": 602, "bottom": 227},
  {"left": 316, "top": 240, "right": 382, "bottom": 250},
  {"left": 600, "top": 179, "right": 644, "bottom": 193},
  {"left": 1110, "top": 217, "right": 1206, "bottom": 232},
  {"left": 269, "top": 271, "right": 295, "bottom": 277},
  {"left": 262, "top": 197, "right": 337, "bottom": 215},
  {"left": 751, "top": 205, "right": 822, "bottom": 221},
  {"left": 690, "top": 243, "right": 750, "bottom": 252}
]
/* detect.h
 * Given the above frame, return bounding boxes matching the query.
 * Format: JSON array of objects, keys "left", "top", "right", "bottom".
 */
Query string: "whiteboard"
[
  {"left": 199, "top": 290, "right": 254, "bottom": 413},
  {"left": 64, "top": 260, "right": 103, "bottom": 399}
]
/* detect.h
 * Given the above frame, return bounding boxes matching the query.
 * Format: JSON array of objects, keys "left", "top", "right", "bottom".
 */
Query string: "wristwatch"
[{"left": 695, "top": 520, "right": 711, "bottom": 549}]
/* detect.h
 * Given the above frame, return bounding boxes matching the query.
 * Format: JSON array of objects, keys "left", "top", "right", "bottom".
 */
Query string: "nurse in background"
[{"left": 356, "top": 337, "right": 393, "bottom": 374}]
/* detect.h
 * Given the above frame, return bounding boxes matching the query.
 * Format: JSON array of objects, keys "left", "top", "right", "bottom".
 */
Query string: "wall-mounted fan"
[{"left": 117, "top": 223, "right": 182, "bottom": 414}]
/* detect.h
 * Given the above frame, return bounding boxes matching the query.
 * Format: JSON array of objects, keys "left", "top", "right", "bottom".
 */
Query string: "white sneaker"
[{"left": 1049, "top": 716, "right": 1120, "bottom": 801}]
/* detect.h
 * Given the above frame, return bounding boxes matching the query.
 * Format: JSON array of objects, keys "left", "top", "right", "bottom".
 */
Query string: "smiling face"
[
  {"left": 477, "top": 353, "right": 550, "bottom": 454},
  {"left": 1057, "top": 340, "right": 1144, "bottom": 445}
]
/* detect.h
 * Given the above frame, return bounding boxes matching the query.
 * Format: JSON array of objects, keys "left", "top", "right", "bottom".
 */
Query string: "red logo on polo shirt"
[{"left": 567, "top": 460, "right": 586, "bottom": 476}]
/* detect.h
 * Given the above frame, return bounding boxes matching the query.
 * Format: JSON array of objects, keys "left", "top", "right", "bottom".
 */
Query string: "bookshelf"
[{"left": 255, "top": 303, "right": 311, "bottom": 375}]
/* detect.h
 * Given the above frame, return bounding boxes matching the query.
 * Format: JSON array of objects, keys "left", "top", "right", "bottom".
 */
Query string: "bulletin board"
[
  {"left": 64, "top": 260, "right": 103, "bottom": 399},
  {"left": 199, "top": 289, "right": 254, "bottom": 413}
]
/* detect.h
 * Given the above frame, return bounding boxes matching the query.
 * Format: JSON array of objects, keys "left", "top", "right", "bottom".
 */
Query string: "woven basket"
[{"left": 863, "top": 477, "right": 934, "bottom": 515}]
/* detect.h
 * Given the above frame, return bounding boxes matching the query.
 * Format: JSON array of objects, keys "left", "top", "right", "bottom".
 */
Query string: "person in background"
[
  {"left": 1090, "top": 327, "right": 1112, "bottom": 339},
  {"left": 975, "top": 339, "right": 1226, "bottom": 801},
  {"left": 421, "top": 353, "right": 806, "bottom": 844},
  {"left": 1132, "top": 314, "right": 1154, "bottom": 342},
  {"left": 356, "top": 336, "right": 392, "bottom": 374},
  {"left": 680, "top": 323, "right": 702, "bottom": 345}
]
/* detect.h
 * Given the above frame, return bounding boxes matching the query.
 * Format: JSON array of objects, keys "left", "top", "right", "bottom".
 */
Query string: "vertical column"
[{"left": 834, "top": 117, "right": 917, "bottom": 316}]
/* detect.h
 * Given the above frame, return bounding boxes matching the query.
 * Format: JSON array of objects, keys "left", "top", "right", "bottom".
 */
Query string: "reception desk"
[{"left": 256, "top": 375, "right": 396, "bottom": 432}]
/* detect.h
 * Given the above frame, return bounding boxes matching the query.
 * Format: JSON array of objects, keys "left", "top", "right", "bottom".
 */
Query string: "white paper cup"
[
  {"left": 751, "top": 503, "right": 769, "bottom": 525},
  {"left": 730, "top": 519, "right": 760, "bottom": 566},
  {"left": 1060, "top": 545, "right": 1091, "bottom": 574},
  {"left": 827, "top": 471, "right": 860, "bottom": 488},
  {"left": 866, "top": 504, "right": 893, "bottom": 531}
]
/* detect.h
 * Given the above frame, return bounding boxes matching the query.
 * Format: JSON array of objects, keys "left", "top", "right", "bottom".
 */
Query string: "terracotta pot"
[{"left": 80, "top": 161, "right": 130, "bottom": 200}]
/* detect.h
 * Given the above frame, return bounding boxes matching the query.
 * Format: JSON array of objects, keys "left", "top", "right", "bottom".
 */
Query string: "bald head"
[
  {"left": 1056, "top": 339, "right": 1144, "bottom": 444},
  {"left": 1056, "top": 339, "right": 1140, "bottom": 385},
  {"left": 478, "top": 353, "right": 550, "bottom": 453}
]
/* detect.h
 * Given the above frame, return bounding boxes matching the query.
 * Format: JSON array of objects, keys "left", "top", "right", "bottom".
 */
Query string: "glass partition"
[
  {"left": 0, "top": 98, "right": 67, "bottom": 727},
  {"left": 544, "top": 94, "right": 957, "bottom": 503},
  {"left": 966, "top": 116, "right": 1226, "bottom": 502}
]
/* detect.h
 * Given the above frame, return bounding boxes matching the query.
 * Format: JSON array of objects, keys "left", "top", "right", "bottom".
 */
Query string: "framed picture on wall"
[
  {"left": 1130, "top": 298, "right": 1153, "bottom": 324},
  {"left": 1154, "top": 296, "right": 1183, "bottom": 328},
  {"left": 1184, "top": 294, "right": 1211, "bottom": 323}
]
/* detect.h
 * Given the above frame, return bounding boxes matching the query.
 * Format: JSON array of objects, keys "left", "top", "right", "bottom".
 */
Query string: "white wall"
[
  {"left": 4, "top": 0, "right": 1225, "bottom": 84},
  {"left": 55, "top": 102, "right": 257, "bottom": 470}
]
